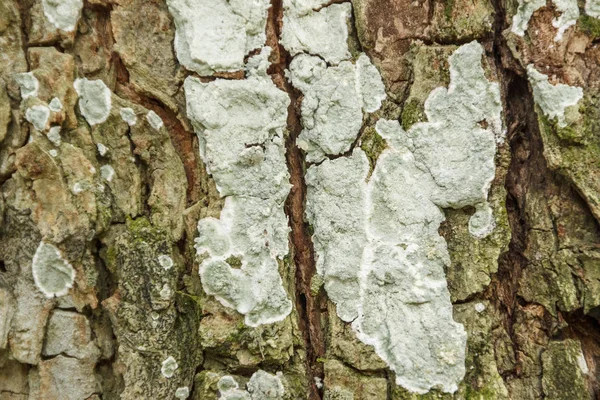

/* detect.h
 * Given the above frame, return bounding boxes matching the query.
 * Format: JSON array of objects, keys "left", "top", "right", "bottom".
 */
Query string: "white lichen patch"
[
  {"left": 32, "top": 241, "right": 76, "bottom": 298},
  {"left": 587, "top": 0, "right": 600, "bottom": 17},
  {"left": 49, "top": 149, "right": 58, "bottom": 157},
  {"left": 47, "top": 126, "right": 61, "bottom": 146},
  {"left": 510, "top": 0, "right": 579, "bottom": 40},
  {"left": 100, "top": 165, "right": 115, "bottom": 182},
  {"left": 218, "top": 371, "right": 285, "bottom": 399},
  {"left": 175, "top": 386, "right": 190, "bottom": 399},
  {"left": 305, "top": 42, "right": 502, "bottom": 394},
  {"left": 527, "top": 64, "right": 583, "bottom": 127},
  {"left": 475, "top": 302, "right": 487, "bottom": 313},
  {"left": 25, "top": 105, "right": 50, "bottom": 131},
  {"left": 281, "top": 1, "right": 352, "bottom": 64},
  {"left": 119, "top": 107, "right": 137, "bottom": 126},
  {"left": 511, "top": 0, "right": 546, "bottom": 36},
  {"left": 73, "top": 78, "right": 112, "bottom": 126},
  {"left": 288, "top": 53, "right": 386, "bottom": 162},
  {"left": 167, "top": 0, "right": 271, "bottom": 76},
  {"left": 42, "top": 0, "right": 83, "bottom": 32},
  {"left": 161, "top": 356, "right": 178, "bottom": 378},
  {"left": 247, "top": 370, "right": 285, "bottom": 399},
  {"left": 48, "top": 97, "right": 62, "bottom": 112},
  {"left": 184, "top": 71, "right": 293, "bottom": 327},
  {"left": 158, "top": 255, "right": 174, "bottom": 270},
  {"left": 14, "top": 72, "right": 39, "bottom": 99},
  {"left": 96, "top": 143, "right": 108, "bottom": 156},
  {"left": 146, "top": 110, "right": 164, "bottom": 130},
  {"left": 551, "top": 0, "right": 579, "bottom": 41}
]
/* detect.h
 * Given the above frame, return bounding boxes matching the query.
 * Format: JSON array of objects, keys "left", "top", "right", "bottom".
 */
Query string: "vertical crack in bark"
[{"left": 267, "top": 1, "right": 325, "bottom": 398}]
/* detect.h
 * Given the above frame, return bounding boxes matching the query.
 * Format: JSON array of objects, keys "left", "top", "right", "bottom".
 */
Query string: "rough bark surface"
[{"left": 0, "top": 0, "right": 599, "bottom": 399}]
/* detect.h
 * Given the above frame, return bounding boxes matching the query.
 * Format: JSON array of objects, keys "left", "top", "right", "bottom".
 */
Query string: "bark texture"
[{"left": 0, "top": 0, "right": 599, "bottom": 399}]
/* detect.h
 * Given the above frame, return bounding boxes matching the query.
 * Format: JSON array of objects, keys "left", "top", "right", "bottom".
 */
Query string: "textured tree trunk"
[{"left": 0, "top": 0, "right": 599, "bottom": 399}]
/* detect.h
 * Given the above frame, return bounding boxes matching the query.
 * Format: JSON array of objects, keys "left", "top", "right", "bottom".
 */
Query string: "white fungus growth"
[
  {"left": 218, "top": 371, "right": 285, "bottom": 400},
  {"left": 25, "top": 105, "right": 50, "bottom": 131},
  {"left": 146, "top": 110, "right": 164, "bottom": 130},
  {"left": 475, "top": 303, "right": 487, "bottom": 313},
  {"left": 73, "top": 78, "right": 112, "bottom": 126},
  {"left": 161, "top": 356, "right": 178, "bottom": 378},
  {"left": 48, "top": 97, "right": 63, "bottom": 112},
  {"left": 175, "top": 386, "right": 190, "bottom": 399},
  {"left": 32, "top": 241, "right": 76, "bottom": 298},
  {"left": 42, "top": 0, "right": 83, "bottom": 32},
  {"left": 288, "top": 53, "right": 386, "bottom": 162},
  {"left": 96, "top": 143, "right": 108, "bottom": 156},
  {"left": 100, "top": 165, "right": 115, "bottom": 182},
  {"left": 184, "top": 69, "right": 293, "bottom": 327},
  {"left": 158, "top": 255, "right": 174, "bottom": 270},
  {"left": 14, "top": 72, "right": 39, "bottom": 99},
  {"left": 587, "top": 0, "right": 600, "bottom": 17},
  {"left": 305, "top": 42, "right": 502, "bottom": 394},
  {"left": 527, "top": 64, "right": 583, "bottom": 128},
  {"left": 166, "top": 0, "right": 271, "bottom": 76},
  {"left": 47, "top": 126, "right": 61, "bottom": 146},
  {"left": 119, "top": 107, "right": 137, "bottom": 126},
  {"left": 281, "top": 1, "right": 352, "bottom": 64},
  {"left": 510, "top": 0, "right": 579, "bottom": 40}
]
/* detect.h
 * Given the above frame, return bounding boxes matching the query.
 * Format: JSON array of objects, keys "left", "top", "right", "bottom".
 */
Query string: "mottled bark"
[{"left": 0, "top": 0, "right": 599, "bottom": 399}]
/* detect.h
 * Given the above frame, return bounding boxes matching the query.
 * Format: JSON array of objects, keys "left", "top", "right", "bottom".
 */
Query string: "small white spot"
[
  {"left": 577, "top": 353, "right": 589, "bottom": 375},
  {"left": 158, "top": 255, "right": 173, "bottom": 270},
  {"left": 49, "top": 149, "right": 58, "bottom": 157},
  {"left": 161, "top": 356, "right": 178, "bottom": 378},
  {"left": 146, "top": 110, "right": 163, "bottom": 130},
  {"left": 47, "top": 126, "right": 61, "bottom": 146},
  {"left": 71, "top": 182, "right": 86, "bottom": 194},
  {"left": 475, "top": 303, "right": 486, "bottom": 313},
  {"left": 159, "top": 284, "right": 173, "bottom": 300},
  {"left": 48, "top": 97, "right": 63, "bottom": 112},
  {"left": 100, "top": 165, "right": 115, "bottom": 182},
  {"left": 175, "top": 387, "right": 190, "bottom": 399},
  {"left": 120, "top": 107, "right": 137, "bottom": 126},
  {"left": 96, "top": 143, "right": 108, "bottom": 156},
  {"left": 314, "top": 376, "right": 323, "bottom": 389}
]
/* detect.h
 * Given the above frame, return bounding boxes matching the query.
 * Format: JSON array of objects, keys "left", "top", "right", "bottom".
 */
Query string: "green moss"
[
  {"left": 401, "top": 99, "right": 427, "bottom": 131},
  {"left": 360, "top": 125, "right": 388, "bottom": 172},
  {"left": 225, "top": 255, "right": 242, "bottom": 269},
  {"left": 578, "top": 15, "right": 600, "bottom": 39}
]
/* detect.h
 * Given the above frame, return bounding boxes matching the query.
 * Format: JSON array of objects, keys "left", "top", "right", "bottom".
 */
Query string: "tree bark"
[{"left": 0, "top": 0, "right": 599, "bottom": 399}]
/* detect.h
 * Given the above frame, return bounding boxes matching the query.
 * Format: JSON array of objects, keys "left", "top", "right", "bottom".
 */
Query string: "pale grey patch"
[
  {"left": 25, "top": 105, "right": 50, "bottom": 131},
  {"left": 73, "top": 78, "right": 112, "bottom": 126},
  {"left": 166, "top": 0, "right": 270, "bottom": 76},
  {"left": 527, "top": 64, "right": 583, "bottom": 127},
  {"left": 281, "top": 1, "right": 351, "bottom": 64},
  {"left": 42, "top": 0, "right": 83, "bottom": 32},
  {"left": 185, "top": 74, "right": 292, "bottom": 327},
  {"left": 288, "top": 53, "right": 386, "bottom": 162},
  {"left": 32, "top": 242, "right": 75, "bottom": 298}
]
